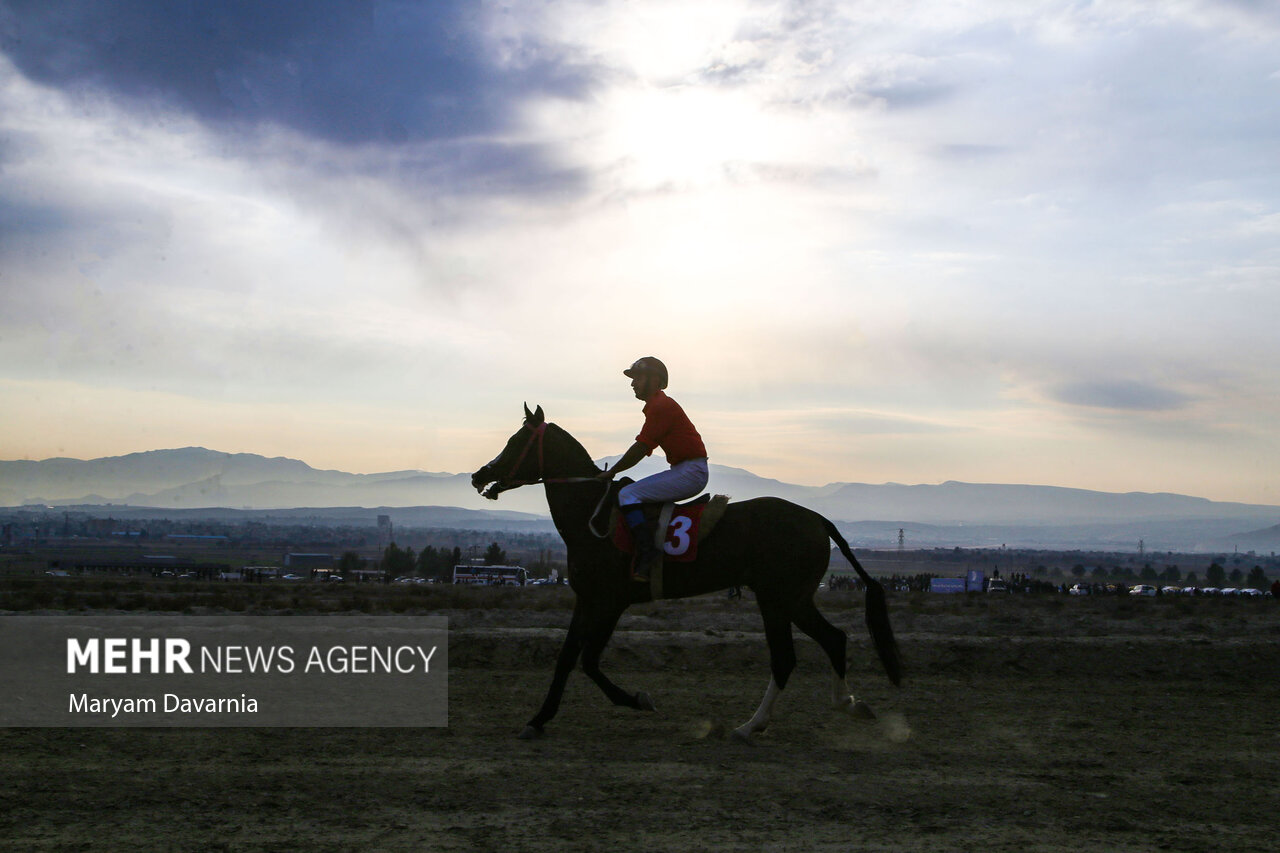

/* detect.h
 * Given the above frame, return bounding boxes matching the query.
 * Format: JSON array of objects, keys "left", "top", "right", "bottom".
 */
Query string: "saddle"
[{"left": 608, "top": 490, "right": 731, "bottom": 599}]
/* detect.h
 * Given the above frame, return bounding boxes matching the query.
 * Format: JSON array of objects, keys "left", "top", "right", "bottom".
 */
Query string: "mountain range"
[{"left": 3, "top": 448, "right": 1279, "bottom": 552}]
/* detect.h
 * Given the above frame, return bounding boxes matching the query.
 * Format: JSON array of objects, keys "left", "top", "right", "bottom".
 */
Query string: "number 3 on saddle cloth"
[{"left": 611, "top": 495, "right": 730, "bottom": 564}]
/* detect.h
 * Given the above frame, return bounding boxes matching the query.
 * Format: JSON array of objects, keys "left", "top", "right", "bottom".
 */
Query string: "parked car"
[
  {"left": 1240, "top": 588, "right": 1264, "bottom": 597},
  {"left": 1201, "top": 587, "right": 1220, "bottom": 595},
  {"left": 1220, "top": 587, "right": 1239, "bottom": 596},
  {"left": 1068, "top": 583, "right": 1090, "bottom": 596},
  {"left": 280, "top": 573, "right": 303, "bottom": 581},
  {"left": 1160, "top": 586, "right": 1181, "bottom": 595},
  {"left": 1180, "top": 587, "right": 1199, "bottom": 595},
  {"left": 1129, "top": 584, "right": 1157, "bottom": 596},
  {"left": 987, "top": 579, "right": 1009, "bottom": 593}
]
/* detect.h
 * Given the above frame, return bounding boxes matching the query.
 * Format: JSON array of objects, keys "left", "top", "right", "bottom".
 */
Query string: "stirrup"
[{"left": 631, "top": 549, "right": 660, "bottom": 582}]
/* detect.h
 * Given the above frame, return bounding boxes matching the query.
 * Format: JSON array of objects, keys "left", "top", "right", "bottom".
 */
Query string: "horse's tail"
[{"left": 822, "top": 517, "right": 902, "bottom": 687}]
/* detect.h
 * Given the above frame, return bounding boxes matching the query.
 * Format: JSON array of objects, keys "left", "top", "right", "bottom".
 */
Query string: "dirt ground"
[{"left": 2, "top": 592, "right": 1278, "bottom": 852}]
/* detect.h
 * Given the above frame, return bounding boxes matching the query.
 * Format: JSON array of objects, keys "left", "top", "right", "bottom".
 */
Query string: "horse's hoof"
[
  {"left": 518, "top": 725, "right": 544, "bottom": 740},
  {"left": 731, "top": 727, "right": 756, "bottom": 746},
  {"left": 849, "top": 700, "right": 877, "bottom": 721},
  {"left": 635, "top": 691, "right": 656, "bottom": 712}
]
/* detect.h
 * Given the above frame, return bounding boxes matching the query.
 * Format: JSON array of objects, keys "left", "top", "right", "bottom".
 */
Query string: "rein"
[{"left": 497, "top": 422, "right": 613, "bottom": 539}]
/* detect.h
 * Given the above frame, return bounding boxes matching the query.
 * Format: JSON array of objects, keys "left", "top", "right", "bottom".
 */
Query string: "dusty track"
[{"left": 2, "top": 593, "right": 1277, "bottom": 852}]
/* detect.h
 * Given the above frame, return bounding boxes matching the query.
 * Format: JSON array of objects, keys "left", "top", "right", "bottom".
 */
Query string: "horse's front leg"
[
  {"left": 581, "top": 601, "right": 655, "bottom": 713},
  {"left": 520, "top": 606, "right": 586, "bottom": 739},
  {"left": 733, "top": 604, "right": 795, "bottom": 743}
]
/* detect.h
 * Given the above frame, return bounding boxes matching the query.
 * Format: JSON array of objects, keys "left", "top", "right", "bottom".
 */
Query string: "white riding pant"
[{"left": 618, "top": 458, "right": 709, "bottom": 507}]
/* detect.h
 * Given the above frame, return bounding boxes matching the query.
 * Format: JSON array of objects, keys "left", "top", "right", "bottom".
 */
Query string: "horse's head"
[
  {"left": 471, "top": 404, "right": 600, "bottom": 499},
  {"left": 471, "top": 403, "right": 548, "bottom": 499}
]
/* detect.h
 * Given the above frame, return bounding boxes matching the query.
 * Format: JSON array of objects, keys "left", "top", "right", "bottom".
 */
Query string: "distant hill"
[
  {"left": 0, "top": 448, "right": 467, "bottom": 510},
  {"left": 24, "top": 503, "right": 553, "bottom": 532},
  {"left": 1224, "top": 521, "right": 1280, "bottom": 552},
  {"left": 4, "top": 448, "right": 1278, "bottom": 551}
]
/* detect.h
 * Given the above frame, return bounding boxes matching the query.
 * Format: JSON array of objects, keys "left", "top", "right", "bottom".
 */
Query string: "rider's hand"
[{"left": 596, "top": 467, "right": 614, "bottom": 480}]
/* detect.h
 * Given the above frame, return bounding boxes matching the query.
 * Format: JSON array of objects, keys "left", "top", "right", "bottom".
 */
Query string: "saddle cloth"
[{"left": 611, "top": 494, "right": 730, "bottom": 563}]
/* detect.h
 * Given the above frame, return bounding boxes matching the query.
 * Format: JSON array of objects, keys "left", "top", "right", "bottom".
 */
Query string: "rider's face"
[{"left": 631, "top": 373, "right": 657, "bottom": 400}]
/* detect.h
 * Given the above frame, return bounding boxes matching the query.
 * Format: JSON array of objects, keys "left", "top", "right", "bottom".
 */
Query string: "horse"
[{"left": 471, "top": 404, "right": 902, "bottom": 742}]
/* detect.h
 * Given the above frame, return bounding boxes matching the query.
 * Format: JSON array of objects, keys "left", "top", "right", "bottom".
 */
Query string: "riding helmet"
[{"left": 623, "top": 356, "right": 668, "bottom": 389}]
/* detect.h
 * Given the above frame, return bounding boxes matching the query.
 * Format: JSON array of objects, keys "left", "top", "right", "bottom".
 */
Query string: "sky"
[{"left": 1, "top": 0, "right": 1278, "bottom": 505}]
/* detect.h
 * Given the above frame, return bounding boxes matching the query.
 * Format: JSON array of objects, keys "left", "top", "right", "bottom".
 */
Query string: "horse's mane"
[{"left": 546, "top": 423, "right": 600, "bottom": 475}]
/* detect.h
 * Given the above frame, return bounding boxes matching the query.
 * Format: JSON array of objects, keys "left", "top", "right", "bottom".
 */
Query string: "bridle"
[
  {"left": 487, "top": 421, "right": 613, "bottom": 538},
  {"left": 496, "top": 422, "right": 550, "bottom": 489}
]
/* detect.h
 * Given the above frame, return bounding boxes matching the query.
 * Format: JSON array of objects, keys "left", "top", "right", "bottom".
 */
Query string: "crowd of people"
[{"left": 821, "top": 571, "right": 1278, "bottom": 596}]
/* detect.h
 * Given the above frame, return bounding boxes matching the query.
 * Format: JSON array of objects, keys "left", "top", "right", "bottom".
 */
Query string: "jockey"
[{"left": 598, "top": 356, "right": 709, "bottom": 581}]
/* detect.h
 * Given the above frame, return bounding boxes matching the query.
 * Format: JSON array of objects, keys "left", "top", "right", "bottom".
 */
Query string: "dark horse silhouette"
[{"left": 471, "top": 405, "right": 901, "bottom": 741}]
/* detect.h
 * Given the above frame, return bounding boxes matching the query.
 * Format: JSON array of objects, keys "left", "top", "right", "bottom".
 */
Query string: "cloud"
[
  {"left": 0, "top": 0, "right": 598, "bottom": 209},
  {"left": 801, "top": 409, "right": 971, "bottom": 436},
  {"left": 1049, "top": 380, "right": 1193, "bottom": 412},
  {"left": 0, "top": 195, "right": 68, "bottom": 246},
  {"left": 935, "top": 143, "right": 1008, "bottom": 161},
  {"left": 0, "top": 0, "right": 595, "bottom": 145}
]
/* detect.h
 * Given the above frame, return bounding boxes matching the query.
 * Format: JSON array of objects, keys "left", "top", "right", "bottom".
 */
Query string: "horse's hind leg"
[
  {"left": 792, "top": 600, "right": 876, "bottom": 721},
  {"left": 733, "top": 606, "right": 795, "bottom": 743}
]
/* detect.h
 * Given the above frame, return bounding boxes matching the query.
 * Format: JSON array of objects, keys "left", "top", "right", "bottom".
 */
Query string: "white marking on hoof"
[
  {"left": 832, "top": 694, "right": 876, "bottom": 720},
  {"left": 848, "top": 699, "right": 877, "bottom": 721},
  {"left": 831, "top": 675, "right": 875, "bottom": 720},
  {"left": 735, "top": 677, "right": 781, "bottom": 742}
]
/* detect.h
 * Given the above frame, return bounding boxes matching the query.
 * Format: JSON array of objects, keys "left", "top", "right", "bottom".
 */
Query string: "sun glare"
[{"left": 606, "top": 86, "right": 778, "bottom": 189}]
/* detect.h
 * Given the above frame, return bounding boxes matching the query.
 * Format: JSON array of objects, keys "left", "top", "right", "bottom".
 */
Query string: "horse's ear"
[
  {"left": 533, "top": 405, "right": 544, "bottom": 424},
  {"left": 523, "top": 402, "right": 534, "bottom": 421}
]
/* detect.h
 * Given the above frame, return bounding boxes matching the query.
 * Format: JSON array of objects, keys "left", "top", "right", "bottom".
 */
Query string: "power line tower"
[{"left": 898, "top": 528, "right": 905, "bottom": 558}]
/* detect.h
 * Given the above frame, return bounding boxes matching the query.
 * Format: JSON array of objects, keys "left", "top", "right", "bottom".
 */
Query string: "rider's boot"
[{"left": 624, "top": 507, "right": 661, "bottom": 582}]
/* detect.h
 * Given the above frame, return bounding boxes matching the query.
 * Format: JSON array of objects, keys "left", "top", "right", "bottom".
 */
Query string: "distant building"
[
  {"left": 243, "top": 566, "right": 280, "bottom": 579},
  {"left": 452, "top": 564, "right": 528, "bottom": 586},
  {"left": 284, "top": 553, "right": 335, "bottom": 568}
]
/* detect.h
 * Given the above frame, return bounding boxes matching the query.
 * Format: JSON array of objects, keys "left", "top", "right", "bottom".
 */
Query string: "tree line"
[{"left": 346, "top": 541, "right": 510, "bottom": 581}]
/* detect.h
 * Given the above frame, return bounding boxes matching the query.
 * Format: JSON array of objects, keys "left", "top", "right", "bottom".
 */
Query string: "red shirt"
[{"left": 636, "top": 390, "right": 707, "bottom": 465}]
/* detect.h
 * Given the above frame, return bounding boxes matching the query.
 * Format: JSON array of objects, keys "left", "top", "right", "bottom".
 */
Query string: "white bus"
[{"left": 452, "top": 564, "right": 529, "bottom": 586}]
